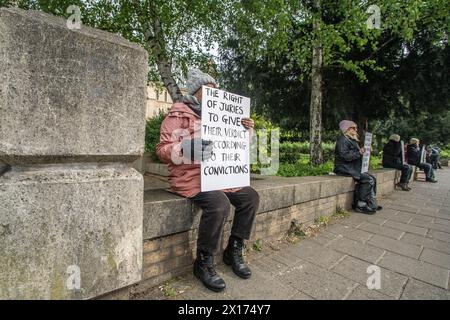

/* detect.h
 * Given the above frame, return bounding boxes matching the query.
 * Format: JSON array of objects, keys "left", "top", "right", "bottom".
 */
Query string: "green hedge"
[
  {"left": 277, "top": 161, "right": 334, "bottom": 177},
  {"left": 145, "top": 110, "right": 167, "bottom": 162},
  {"left": 275, "top": 154, "right": 383, "bottom": 177},
  {"left": 280, "top": 141, "right": 336, "bottom": 164},
  {"left": 440, "top": 147, "right": 450, "bottom": 159}
]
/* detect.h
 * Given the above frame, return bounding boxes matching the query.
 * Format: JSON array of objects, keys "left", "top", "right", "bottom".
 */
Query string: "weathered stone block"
[
  {"left": 294, "top": 181, "right": 321, "bottom": 204},
  {"left": 0, "top": 8, "right": 148, "bottom": 163},
  {"left": 0, "top": 8, "right": 148, "bottom": 300},
  {"left": 143, "top": 189, "right": 193, "bottom": 240},
  {"left": 257, "top": 185, "right": 295, "bottom": 213},
  {"left": 0, "top": 165, "right": 143, "bottom": 299}
]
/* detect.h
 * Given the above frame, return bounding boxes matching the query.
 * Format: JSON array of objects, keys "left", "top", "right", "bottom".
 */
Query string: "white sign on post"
[
  {"left": 361, "top": 132, "right": 373, "bottom": 173},
  {"left": 201, "top": 86, "right": 251, "bottom": 192}
]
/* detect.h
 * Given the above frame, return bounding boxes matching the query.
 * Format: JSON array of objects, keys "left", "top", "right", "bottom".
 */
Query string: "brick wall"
[{"left": 101, "top": 169, "right": 398, "bottom": 299}]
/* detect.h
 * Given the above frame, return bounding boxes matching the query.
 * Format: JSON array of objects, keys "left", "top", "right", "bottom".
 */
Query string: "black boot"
[
  {"left": 193, "top": 251, "right": 226, "bottom": 292},
  {"left": 223, "top": 236, "right": 252, "bottom": 279},
  {"left": 396, "top": 182, "right": 410, "bottom": 191}
]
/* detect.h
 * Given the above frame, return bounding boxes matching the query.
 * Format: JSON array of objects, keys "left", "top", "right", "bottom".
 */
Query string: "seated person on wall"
[
  {"left": 156, "top": 69, "right": 260, "bottom": 293},
  {"left": 382, "top": 134, "right": 413, "bottom": 191},
  {"left": 427, "top": 146, "right": 442, "bottom": 170},
  {"left": 407, "top": 138, "right": 437, "bottom": 183},
  {"left": 333, "top": 120, "right": 382, "bottom": 214}
]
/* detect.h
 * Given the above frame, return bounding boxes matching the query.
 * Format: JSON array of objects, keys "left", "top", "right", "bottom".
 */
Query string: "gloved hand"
[{"left": 181, "top": 138, "right": 213, "bottom": 161}]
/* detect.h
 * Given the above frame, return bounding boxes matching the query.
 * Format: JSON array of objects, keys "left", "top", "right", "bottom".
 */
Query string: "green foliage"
[
  {"left": 252, "top": 239, "right": 263, "bottom": 252},
  {"left": 314, "top": 215, "right": 330, "bottom": 227},
  {"left": 287, "top": 220, "right": 306, "bottom": 239},
  {"left": 160, "top": 279, "right": 178, "bottom": 298},
  {"left": 277, "top": 161, "right": 334, "bottom": 177},
  {"left": 279, "top": 142, "right": 306, "bottom": 164},
  {"left": 372, "top": 110, "right": 450, "bottom": 146},
  {"left": 280, "top": 130, "right": 306, "bottom": 142},
  {"left": 332, "top": 206, "right": 350, "bottom": 219},
  {"left": 145, "top": 111, "right": 167, "bottom": 162},
  {"left": 3, "top": 0, "right": 231, "bottom": 84},
  {"left": 369, "top": 155, "right": 383, "bottom": 170},
  {"left": 162, "top": 285, "right": 177, "bottom": 297},
  {"left": 251, "top": 113, "right": 281, "bottom": 173},
  {"left": 279, "top": 142, "right": 335, "bottom": 164},
  {"left": 221, "top": 0, "right": 449, "bottom": 144},
  {"left": 440, "top": 147, "right": 450, "bottom": 159},
  {"left": 252, "top": 112, "right": 279, "bottom": 132}
]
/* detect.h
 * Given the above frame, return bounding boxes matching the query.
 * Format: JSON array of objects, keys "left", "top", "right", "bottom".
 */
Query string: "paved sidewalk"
[{"left": 139, "top": 168, "right": 450, "bottom": 300}]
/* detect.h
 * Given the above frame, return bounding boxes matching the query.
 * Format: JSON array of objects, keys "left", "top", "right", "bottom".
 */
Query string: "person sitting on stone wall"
[
  {"left": 156, "top": 68, "right": 259, "bottom": 293},
  {"left": 333, "top": 120, "right": 382, "bottom": 214},
  {"left": 427, "top": 146, "right": 442, "bottom": 170},
  {"left": 407, "top": 138, "right": 437, "bottom": 183},
  {"left": 382, "top": 134, "right": 412, "bottom": 191}
]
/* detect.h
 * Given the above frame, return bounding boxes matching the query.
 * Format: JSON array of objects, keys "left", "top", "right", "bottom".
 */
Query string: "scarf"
[
  {"left": 345, "top": 131, "right": 360, "bottom": 142},
  {"left": 182, "top": 94, "right": 202, "bottom": 117}
]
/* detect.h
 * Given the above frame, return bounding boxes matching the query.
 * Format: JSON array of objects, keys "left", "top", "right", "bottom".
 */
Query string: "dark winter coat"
[
  {"left": 333, "top": 135, "right": 362, "bottom": 179},
  {"left": 382, "top": 140, "right": 402, "bottom": 166},
  {"left": 407, "top": 144, "right": 421, "bottom": 166}
]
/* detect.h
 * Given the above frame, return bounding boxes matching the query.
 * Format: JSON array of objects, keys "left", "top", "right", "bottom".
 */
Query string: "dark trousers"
[
  {"left": 356, "top": 172, "right": 377, "bottom": 200},
  {"left": 352, "top": 172, "right": 378, "bottom": 210},
  {"left": 416, "top": 163, "right": 434, "bottom": 180},
  {"left": 191, "top": 186, "right": 260, "bottom": 254},
  {"left": 429, "top": 155, "right": 440, "bottom": 169},
  {"left": 383, "top": 163, "right": 413, "bottom": 183}
]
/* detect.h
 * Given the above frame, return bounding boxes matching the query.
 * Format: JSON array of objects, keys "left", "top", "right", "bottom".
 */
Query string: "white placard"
[
  {"left": 361, "top": 132, "right": 373, "bottom": 173},
  {"left": 401, "top": 140, "right": 406, "bottom": 165},
  {"left": 420, "top": 145, "right": 426, "bottom": 164},
  {"left": 201, "top": 86, "right": 251, "bottom": 192}
]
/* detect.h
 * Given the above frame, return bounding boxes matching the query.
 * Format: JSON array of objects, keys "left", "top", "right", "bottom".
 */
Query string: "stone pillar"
[{"left": 0, "top": 8, "right": 148, "bottom": 299}]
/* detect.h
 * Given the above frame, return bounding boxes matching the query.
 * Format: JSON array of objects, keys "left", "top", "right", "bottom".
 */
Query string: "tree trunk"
[
  {"left": 309, "top": 0, "right": 323, "bottom": 166},
  {"left": 146, "top": 3, "right": 183, "bottom": 103}
]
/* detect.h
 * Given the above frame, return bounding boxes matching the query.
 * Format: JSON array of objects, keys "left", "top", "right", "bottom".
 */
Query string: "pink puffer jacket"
[{"left": 156, "top": 102, "right": 241, "bottom": 198}]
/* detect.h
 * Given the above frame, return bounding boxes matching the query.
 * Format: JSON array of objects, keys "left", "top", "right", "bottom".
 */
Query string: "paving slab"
[
  {"left": 378, "top": 252, "right": 449, "bottom": 289},
  {"left": 136, "top": 169, "right": 450, "bottom": 300}
]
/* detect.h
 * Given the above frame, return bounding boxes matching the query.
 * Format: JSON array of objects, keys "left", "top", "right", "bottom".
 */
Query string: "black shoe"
[
  {"left": 223, "top": 237, "right": 252, "bottom": 279},
  {"left": 355, "top": 206, "right": 376, "bottom": 215},
  {"left": 193, "top": 251, "right": 226, "bottom": 292},
  {"left": 426, "top": 178, "right": 438, "bottom": 183},
  {"left": 377, "top": 205, "right": 383, "bottom": 210},
  {"left": 396, "top": 182, "right": 410, "bottom": 191}
]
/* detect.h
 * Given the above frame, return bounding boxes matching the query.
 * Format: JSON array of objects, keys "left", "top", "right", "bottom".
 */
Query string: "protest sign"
[
  {"left": 201, "top": 86, "right": 251, "bottom": 192},
  {"left": 420, "top": 145, "right": 426, "bottom": 164},
  {"left": 401, "top": 140, "right": 406, "bottom": 165},
  {"left": 361, "top": 132, "right": 373, "bottom": 173}
]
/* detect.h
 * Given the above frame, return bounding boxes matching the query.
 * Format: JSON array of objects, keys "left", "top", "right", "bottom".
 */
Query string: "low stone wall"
[{"left": 103, "top": 169, "right": 397, "bottom": 298}]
